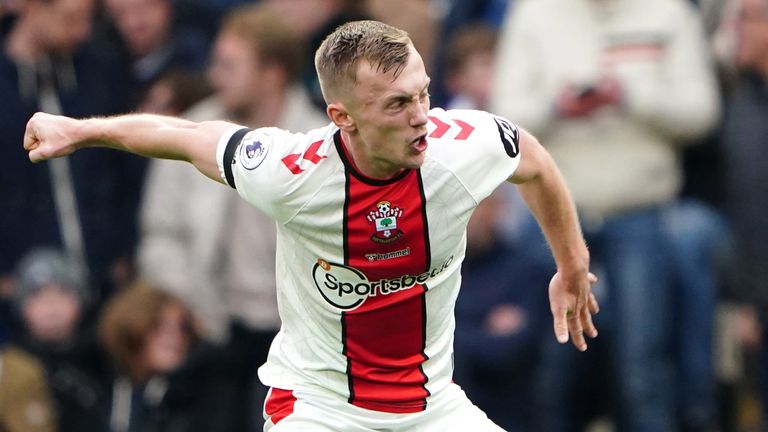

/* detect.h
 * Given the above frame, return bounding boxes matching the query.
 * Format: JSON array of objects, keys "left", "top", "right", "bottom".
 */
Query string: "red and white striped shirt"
[{"left": 216, "top": 108, "right": 520, "bottom": 413}]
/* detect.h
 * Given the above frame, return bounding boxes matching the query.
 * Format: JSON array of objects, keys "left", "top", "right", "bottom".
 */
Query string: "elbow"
[{"left": 508, "top": 131, "right": 552, "bottom": 184}]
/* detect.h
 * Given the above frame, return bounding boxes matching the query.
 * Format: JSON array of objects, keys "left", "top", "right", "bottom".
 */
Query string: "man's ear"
[{"left": 327, "top": 103, "right": 356, "bottom": 133}]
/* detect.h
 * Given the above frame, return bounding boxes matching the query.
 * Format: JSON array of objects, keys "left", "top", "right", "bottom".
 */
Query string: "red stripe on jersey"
[
  {"left": 338, "top": 132, "right": 431, "bottom": 413},
  {"left": 264, "top": 388, "right": 296, "bottom": 425}
]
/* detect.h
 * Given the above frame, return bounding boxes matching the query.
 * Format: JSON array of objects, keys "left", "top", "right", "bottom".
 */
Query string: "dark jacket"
[{"left": 0, "top": 44, "right": 146, "bottom": 297}]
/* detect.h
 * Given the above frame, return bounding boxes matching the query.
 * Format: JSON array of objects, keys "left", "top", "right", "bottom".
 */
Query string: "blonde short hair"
[{"left": 315, "top": 20, "right": 411, "bottom": 103}]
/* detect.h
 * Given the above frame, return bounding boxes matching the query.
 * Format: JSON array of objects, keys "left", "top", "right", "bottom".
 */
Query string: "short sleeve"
[
  {"left": 215, "top": 124, "right": 336, "bottom": 223},
  {"left": 428, "top": 108, "right": 521, "bottom": 202},
  {"left": 216, "top": 126, "right": 252, "bottom": 189}
]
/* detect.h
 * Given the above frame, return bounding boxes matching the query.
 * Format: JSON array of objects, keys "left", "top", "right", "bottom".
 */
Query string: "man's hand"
[
  {"left": 24, "top": 112, "right": 85, "bottom": 163},
  {"left": 554, "top": 77, "right": 623, "bottom": 119},
  {"left": 549, "top": 271, "right": 599, "bottom": 351}
]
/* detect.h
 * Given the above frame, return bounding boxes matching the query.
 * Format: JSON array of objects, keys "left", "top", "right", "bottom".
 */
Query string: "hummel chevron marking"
[
  {"left": 303, "top": 140, "right": 327, "bottom": 164},
  {"left": 281, "top": 153, "right": 304, "bottom": 175},
  {"left": 428, "top": 116, "right": 451, "bottom": 138},
  {"left": 428, "top": 116, "right": 475, "bottom": 140},
  {"left": 281, "top": 140, "right": 327, "bottom": 175},
  {"left": 452, "top": 119, "right": 475, "bottom": 140}
]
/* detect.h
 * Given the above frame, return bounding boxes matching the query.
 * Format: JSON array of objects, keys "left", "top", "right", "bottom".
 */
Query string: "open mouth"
[{"left": 410, "top": 134, "right": 428, "bottom": 152}]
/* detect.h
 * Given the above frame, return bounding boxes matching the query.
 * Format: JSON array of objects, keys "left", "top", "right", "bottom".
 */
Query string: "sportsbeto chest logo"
[
  {"left": 312, "top": 257, "right": 453, "bottom": 310},
  {"left": 367, "top": 201, "right": 404, "bottom": 244}
]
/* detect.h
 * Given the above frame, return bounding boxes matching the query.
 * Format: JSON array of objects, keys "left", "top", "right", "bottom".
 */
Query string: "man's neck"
[{"left": 340, "top": 130, "right": 403, "bottom": 180}]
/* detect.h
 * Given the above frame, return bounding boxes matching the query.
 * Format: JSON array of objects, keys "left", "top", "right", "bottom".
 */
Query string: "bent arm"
[
  {"left": 24, "top": 112, "right": 240, "bottom": 182},
  {"left": 509, "top": 128, "right": 588, "bottom": 276},
  {"left": 509, "top": 128, "right": 598, "bottom": 350}
]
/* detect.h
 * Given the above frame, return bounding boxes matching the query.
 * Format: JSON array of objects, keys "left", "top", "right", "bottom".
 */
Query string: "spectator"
[
  {"left": 97, "top": 283, "right": 216, "bottom": 432},
  {"left": 429, "top": 0, "right": 512, "bottom": 107},
  {"left": 0, "top": 0, "right": 140, "bottom": 304},
  {"left": 14, "top": 248, "right": 87, "bottom": 347},
  {"left": 10, "top": 247, "right": 108, "bottom": 432},
  {"left": 0, "top": 343, "right": 56, "bottom": 432},
  {"left": 453, "top": 191, "right": 551, "bottom": 431},
  {"left": 100, "top": 0, "right": 210, "bottom": 107},
  {"left": 137, "top": 69, "right": 211, "bottom": 116},
  {"left": 262, "top": 0, "right": 369, "bottom": 110},
  {"left": 443, "top": 23, "right": 498, "bottom": 110},
  {"left": 493, "top": 0, "right": 721, "bottom": 429},
  {"left": 138, "top": 4, "right": 327, "bottom": 430},
  {"left": 662, "top": 199, "right": 729, "bottom": 432},
  {"left": 714, "top": 0, "right": 768, "bottom": 427}
]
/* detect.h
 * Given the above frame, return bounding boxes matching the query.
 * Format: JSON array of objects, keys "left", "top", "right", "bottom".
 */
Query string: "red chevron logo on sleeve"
[
  {"left": 428, "top": 116, "right": 475, "bottom": 140},
  {"left": 281, "top": 140, "right": 327, "bottom": 175},
  {"left": 281, "top": 153, "right": 304, "bottom": 175},
  {"left": 303, "top": 140, "right": 327, "bottom": 164},
  {"left": 452, "top": 119, "right": 474, "bottom": 140},
  {"left": 428, "top": 116, "right": 451, "bottom": 138}
]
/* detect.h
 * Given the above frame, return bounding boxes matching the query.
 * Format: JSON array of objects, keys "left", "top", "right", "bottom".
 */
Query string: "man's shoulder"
[
  {"left": 423, "top": 108, "right": 520, "bottom": 195},
  {"left": 426, "top": 107, "right": 495, "bottom": 142},
  {"left": 232, "top": 123, "right": 339, "bottom": 182},
  {"left": 253, "top": 123, "right": 336, "bottom": 158}
]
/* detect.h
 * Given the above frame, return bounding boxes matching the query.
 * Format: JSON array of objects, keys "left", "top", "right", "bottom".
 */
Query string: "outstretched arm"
[
  {"left": 24, "top": 112, "right": 240, "bottom": 182},
  {"left": 509, "top": 128, "right": 599, "bottom": 351}
]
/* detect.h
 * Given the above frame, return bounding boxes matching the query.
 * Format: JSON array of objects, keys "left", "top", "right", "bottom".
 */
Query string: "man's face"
[
  {"left": 105, "top": 0, "right": 171, "bottom": 57},
  {"left": 344, "top": 44, "right": 431, "bottom": 179},
  {"left": 34, "top": 0, "right": 93, "bottom": 55},
  {"left": 21, "top": 284, "right": 81, "bottom": 345},
  {"left": 207, "top": 33, "right": 265, "bottom": 117},
  {"left": 451, "top": 51, "right": 495, "bottom": 109}
]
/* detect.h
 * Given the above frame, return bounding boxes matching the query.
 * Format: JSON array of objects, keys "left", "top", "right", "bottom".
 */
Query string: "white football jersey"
[{"left": 216, "top": 107, "right": 521, "bottom": 414}]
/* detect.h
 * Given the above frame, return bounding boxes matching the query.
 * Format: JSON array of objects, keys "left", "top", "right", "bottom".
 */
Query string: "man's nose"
[{"left": 409, "top": 102, "right": 428, "bottom": 128}]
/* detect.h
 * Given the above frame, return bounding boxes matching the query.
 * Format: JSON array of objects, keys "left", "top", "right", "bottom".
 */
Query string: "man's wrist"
[
  {"left": 556, "top": 252, "right": 590, "bottom": 277},
  {"left": 75, "top": 118, "right": 94, "bottom": 149},
  {"left": 76, "top": 117, "right": 107, "bottom": 150}
]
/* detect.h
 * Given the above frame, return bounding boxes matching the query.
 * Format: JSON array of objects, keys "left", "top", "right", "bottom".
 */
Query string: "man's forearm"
[
  {"left": 26, "top": 112, "right": 238, "bottom": 182},
  {"left": 516, "top": 153, "right": 589, "bottom": 276},
  {"left": 83, "top": 114, "right": 237, "bottom": 171},
  {"left": 79, "top": 114, "right": 201, "bottom": 161}
]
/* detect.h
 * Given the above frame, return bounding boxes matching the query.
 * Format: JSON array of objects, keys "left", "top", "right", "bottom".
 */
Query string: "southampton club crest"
[{"left": 366, "top": 201, "right": 404, "bottom": 244}]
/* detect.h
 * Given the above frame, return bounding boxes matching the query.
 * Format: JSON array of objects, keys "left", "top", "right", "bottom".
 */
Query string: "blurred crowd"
[{"left": 0, "top": 0, "right": 767, "bottom": 431}]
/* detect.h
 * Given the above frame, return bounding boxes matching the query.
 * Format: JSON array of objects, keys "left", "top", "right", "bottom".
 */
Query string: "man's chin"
[{"left": 405, "top": 154, "right": 426, "bottom": 169}]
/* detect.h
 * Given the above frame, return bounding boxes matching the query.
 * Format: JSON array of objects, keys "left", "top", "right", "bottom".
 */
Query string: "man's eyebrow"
[{"left": 385, "top": 81, "right": 432, "bottom": 103}]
